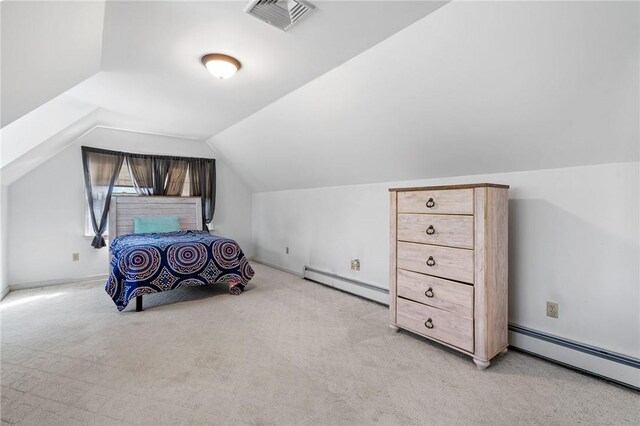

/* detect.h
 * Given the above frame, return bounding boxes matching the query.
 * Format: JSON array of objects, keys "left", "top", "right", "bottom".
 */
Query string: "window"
[
  {"left": 113, "top": 163, "right": 136, "bottom": 193},
  {"left": 84, "top": 163, "right": 193, "bottom": 237},
  {"left": 84, "top": 164, "right": 136, "bottom": 237},
  {"left": 182, "top": 168, "right": 191, "bottom": 196}
]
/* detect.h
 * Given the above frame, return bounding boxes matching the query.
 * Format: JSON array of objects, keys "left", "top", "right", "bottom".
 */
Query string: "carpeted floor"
[{"left": 1, "top": 263, "right": 638, "bottom": 425}]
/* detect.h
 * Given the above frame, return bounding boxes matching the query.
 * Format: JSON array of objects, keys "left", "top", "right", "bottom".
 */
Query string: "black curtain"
[
  {"left": 165, "top": 159, "right": 189, "bottom": 196},
  {"left": 82, "top": 147, "right": 216, "bottom": 246},
  {"left": 152, "top": 157, "right": 170, "bottom": 195},
  {"left": 81, "top": 147, "right": 125, "bottom": 248},
  {"left": 189, "top": 158, "right": 216, "bottom": 231},
  {"left": 127, "top": 154, "right": 190, "bottom": 196},
  {"left": 127, "top": 156, "right": 154, "bottom": 195}
]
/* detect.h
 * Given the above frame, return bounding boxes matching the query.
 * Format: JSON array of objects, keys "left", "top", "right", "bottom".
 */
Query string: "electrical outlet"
[
  {"left": 72, "top": 253, "right": 80, "bottom": 262},
  {"left": 546, "top": 301, "right": 559, "bottom": 319},
  {"left": 285, "top": 247, "right": 289, "bottom": 254},
  {"left": 351, "top": 259, "right": 360, "bottom": 271}
]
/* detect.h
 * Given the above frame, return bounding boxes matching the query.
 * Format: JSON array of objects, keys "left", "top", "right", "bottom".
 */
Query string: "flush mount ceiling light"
[{"left": 201, "top": 54, "right": 241, "bottom": 79}]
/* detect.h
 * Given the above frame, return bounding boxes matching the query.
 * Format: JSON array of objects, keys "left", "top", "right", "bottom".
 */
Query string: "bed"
[{"left": 106, "top": 196, "right": 254, "bottom": 311}]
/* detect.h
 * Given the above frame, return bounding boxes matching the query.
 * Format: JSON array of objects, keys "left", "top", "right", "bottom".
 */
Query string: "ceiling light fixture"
[{"left": 201, "top": 54, "right": 241, "bottom": 80}]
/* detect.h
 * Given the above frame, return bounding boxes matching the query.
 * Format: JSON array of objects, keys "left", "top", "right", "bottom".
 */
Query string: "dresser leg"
[
  {"left": 500, "top": 348, "right": 508, "bottom": 355},
  {"left": 473, "top": 358, "right": 490, "bottom": 370},
  {"left": 389, "top": 324, "right": 400, "bottom": 332}
]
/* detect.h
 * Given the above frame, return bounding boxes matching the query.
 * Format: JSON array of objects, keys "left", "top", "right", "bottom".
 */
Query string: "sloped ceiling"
[
  {"left": 1, "top": 96, "right": 97, "bottom": 169},
  {"left": 66, "top": 0, "right": 446, "bottom": 139},
  {"left": 0, "top": 0, "right": 105, "bottom": 127},
  {"left": 211, "top": 1, "right": 640, "bottom": 191},
  {"left": 1, "top": 0, "right": 447, "bottom": 182},
  {"left": 2, "top": 1, "right": 638, "bottom": 192}
]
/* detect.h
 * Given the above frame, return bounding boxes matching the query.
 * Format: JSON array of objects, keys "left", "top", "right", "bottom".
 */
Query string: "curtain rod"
[{"left": 80, "top": 145, "right": 215, "bottom": 163}]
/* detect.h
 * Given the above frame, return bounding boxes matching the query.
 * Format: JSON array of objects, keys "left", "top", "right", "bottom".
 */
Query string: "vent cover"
[{"left": 244, "top": 0, "right": 315, "bottom": 32}]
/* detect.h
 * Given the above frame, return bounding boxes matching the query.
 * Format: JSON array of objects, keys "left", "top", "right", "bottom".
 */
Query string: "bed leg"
[{"left": 136, "top": 296, "right": 143, "bottom": 312}]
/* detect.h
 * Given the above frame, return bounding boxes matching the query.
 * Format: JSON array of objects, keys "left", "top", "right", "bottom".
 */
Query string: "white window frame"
[{"left": 83, "top": 186, "right": 137, "bottom": 238}]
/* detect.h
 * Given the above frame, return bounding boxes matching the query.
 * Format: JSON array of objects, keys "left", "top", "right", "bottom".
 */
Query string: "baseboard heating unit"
[
  {"left": 508, "top": 325, "right": 639, "bottom": 389},
  {"left": 301, "top": 264, "right": 639, "bottom": 389},
  {"left": 303, "top": 266, "right": 388, "bottom": 305}
]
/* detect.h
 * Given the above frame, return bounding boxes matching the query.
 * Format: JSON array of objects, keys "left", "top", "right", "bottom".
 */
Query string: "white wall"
[
  {"left": 252, "top": 162, "right": 640, "bottom": 359},
  {"left": 7, "top": 127, "right": 252, "bottom": 286},
  {"left": 0, "top": 185, "right": 9, "bottom": 298}
]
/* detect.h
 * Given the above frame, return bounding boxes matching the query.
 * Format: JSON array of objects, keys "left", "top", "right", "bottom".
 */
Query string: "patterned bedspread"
[{"left": 106, "top": 230, "right": 254, "bottom": 311}]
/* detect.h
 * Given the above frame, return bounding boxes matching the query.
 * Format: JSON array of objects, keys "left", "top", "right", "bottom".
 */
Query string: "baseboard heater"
[
  {"left": 302, "top": 265, "right": 639, "bottom": 389},
  {"left": 509, "top": 324, "right": 640, "bottom": 369},
  {"left": 303, "top": 266, "right": 388, "bottom": 305},
  {"left": 508, "top": 325, "right": 639, "bottom": 389}
]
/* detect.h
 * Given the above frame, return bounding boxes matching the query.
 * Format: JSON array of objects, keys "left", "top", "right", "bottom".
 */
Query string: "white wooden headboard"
[{"left": 109, "top": 196, "right": 203, "bottom": 239}]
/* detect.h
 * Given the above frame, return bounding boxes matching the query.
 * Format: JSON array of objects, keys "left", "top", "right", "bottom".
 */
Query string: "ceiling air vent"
[{"left": 244, "top": 0, "right": 315, "bottom": 32}]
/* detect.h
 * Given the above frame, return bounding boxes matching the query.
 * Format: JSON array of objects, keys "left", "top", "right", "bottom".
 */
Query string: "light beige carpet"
[{"left": 1, "top": 263, "right": 638, "bottom": 425}]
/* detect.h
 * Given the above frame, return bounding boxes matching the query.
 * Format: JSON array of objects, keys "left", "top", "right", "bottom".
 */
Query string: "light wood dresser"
[{"left": 389, "top": 183, "right": 509, "bottom": 369}]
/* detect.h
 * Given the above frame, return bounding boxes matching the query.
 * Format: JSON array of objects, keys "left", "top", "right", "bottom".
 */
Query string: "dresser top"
[{"left": 388, "top": 183, "right": 510, "bottom": 192}]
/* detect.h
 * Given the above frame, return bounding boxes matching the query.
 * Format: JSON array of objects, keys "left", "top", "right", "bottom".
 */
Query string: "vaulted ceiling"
[
  {"left": 1, "top": 0, "right": 446, "bottom": 184},
  {"left": 0, "top": 0, "right": 105, "bottom": 127},
  {"left": 69, "top": 0, "right": 447, "bottom": 139},
  {"left": 1, "top": 1, "right": 638, "bottom": 191},
  {"left": 211, "top": 0, "right": 640, "bottom": 191},
  {"left": 0, "top": 0, "right": 446, "bottom": 147}
]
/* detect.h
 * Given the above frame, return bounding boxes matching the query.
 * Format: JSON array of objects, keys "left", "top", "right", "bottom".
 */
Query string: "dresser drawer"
[
  {"left": 397, "top": 269, "right": 473, "bottom": 318},
  {"left": 397, "top": 242, "right": 474, "bottom": 283},
  {"left": 397, "top": 298, "right": 474, "bottom": 352},
  {"left": 397, "top": 214, "right": 474, "bottom": 249},
  {"left": 397, "top": 189, "right": 474, "bottom": 215}
]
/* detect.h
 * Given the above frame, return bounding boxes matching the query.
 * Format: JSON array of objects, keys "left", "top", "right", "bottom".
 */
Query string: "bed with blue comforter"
[{"left": 106, "top": 230, "right": 254, "bottom": 311}]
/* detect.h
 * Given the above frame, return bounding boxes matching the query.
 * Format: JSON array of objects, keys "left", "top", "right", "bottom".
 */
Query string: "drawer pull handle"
[
  {"left": 425, "top": 225, "right": 435, "bottom": 235},
  {"left": 426, "top": 256, "right": 436, "bottom": 267},
  {"left": 425, "top": 287, "right": 434, "bottom": 298},
  {"left": 425, "top": 198, "right": 436, "bottom": 208},
  {"left": 424, "top": 319, "right": 434, "bottom": 329}
]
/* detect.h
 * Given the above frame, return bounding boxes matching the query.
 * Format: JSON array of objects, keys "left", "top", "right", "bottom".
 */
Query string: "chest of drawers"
[{"left": 389, "top": 183, "right": 509, "bottom": 369}]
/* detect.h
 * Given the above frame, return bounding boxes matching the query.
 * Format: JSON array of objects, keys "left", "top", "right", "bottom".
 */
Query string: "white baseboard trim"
[
  {"left": 251, "top": 258, "right": 303, "bottom": 277},
  {"left": 9, "top": 274, "right": 109, "bottom": 291},
  {"left": 1, "top": 286, "right": 9, "bottom": 301}
]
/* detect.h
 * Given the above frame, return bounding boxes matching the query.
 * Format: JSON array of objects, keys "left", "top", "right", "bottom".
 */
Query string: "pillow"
[{"left": 134, "top": 216, "right": 181, "bottom": 234}]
